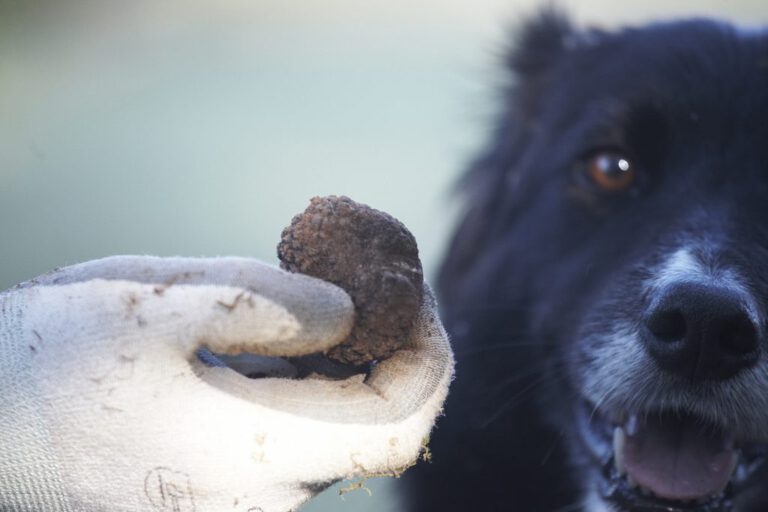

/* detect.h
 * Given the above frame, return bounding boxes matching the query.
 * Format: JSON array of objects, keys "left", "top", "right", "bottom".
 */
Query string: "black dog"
[{"left": 407, "top": 11, "right": 768, "bottom": 512}]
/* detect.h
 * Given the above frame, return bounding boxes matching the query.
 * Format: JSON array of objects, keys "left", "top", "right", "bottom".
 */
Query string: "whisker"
[
  {"left": 480, "top": 372, "right": 554, "bottom": 429},
  {"left": 539, "top": 427, "right": 567, "bottom": 466},
  {"left": 552, "top": 500, "right": 586, "bottom": 512},
  {"left": 445, "top": 302, "right": 540, "bottom": 314},
  {"left": 484, "top": 358, "right": 568, "bottom": 398},
  {"left": 457, "top": 339, "right": 560, "bottom": 356}
]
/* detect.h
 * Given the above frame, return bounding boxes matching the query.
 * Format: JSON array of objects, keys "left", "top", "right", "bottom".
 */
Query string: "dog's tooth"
[
  {"left": 625, "top": 413, "right": 639, "bottom": 436},
  {"left": 613, "top": 426, "right": 626, "bottom": 476}
]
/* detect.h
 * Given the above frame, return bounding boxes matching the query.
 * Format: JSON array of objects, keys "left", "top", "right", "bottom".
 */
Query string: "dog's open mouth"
[{"left": 577, "top": 401, "right": 768, "bottom": 511}]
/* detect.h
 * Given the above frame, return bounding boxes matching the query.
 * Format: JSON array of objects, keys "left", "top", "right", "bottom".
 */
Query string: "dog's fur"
[{"left": 407, "top": 11, "right": 768, "bottom": 512}]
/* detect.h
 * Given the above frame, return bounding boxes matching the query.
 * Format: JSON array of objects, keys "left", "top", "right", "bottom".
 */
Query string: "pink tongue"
[{"left": 623, "top": 415, "right": 735, "bottom": 500}]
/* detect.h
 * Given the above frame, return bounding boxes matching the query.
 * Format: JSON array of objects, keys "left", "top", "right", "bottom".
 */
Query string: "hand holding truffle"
[{"left": 0, "top": 197, "right": 454, "bottom": 512}]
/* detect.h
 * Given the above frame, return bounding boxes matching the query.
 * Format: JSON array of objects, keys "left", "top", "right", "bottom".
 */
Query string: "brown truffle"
[{"left": 278, "top": 196, "right": 423, "bottom": 365}]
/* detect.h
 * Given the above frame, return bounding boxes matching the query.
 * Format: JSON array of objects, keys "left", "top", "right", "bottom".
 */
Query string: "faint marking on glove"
[
  {"left": 28, "top": 330, "right": 43, "bottom": 354},
  {"left": 216, "top": 290, "right": 255, "bottom": 312},
  {"left": 153, "top": 271, "right": 205, "bottom": 296},
  {"left": 232, "top": 497, "right": 265, "bottom": 512},
  {"left": 123, "top": 292, "right": 142, "bottom": 317},
  {"left": 144, "top": 467, "right": 196, "bottom": 512},
  {"left": 123, "top": 291, "right": 149, "bottom": 327},
  {"left": 88, "top": 354, "right": 136, "bottom": 385},
  {"left": 252, "top": 432, "right": 268, "bottom": 463}
]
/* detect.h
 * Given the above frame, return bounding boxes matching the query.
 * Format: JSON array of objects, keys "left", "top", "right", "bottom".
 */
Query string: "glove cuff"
[{"left": 0, "top": 291, "right": 73, "bottom": 511}]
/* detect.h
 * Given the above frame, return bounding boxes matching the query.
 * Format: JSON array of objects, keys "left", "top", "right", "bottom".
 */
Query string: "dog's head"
[{"left": 440, "top": 12, "right": 768, "bottom": 512}]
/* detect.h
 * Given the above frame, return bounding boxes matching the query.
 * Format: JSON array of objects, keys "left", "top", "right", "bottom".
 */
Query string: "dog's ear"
[
  {"left": 507, "top": 9, "right": 573, "bottom": 120},
  {"left": 508, "top": 9, "right": 572, "bottom": 79},
  {"left": 438, "top": 8, "right": 573, "bottom": 296},
  {"left": 437, "top": 10, "right": 575, "bottom": 308}
]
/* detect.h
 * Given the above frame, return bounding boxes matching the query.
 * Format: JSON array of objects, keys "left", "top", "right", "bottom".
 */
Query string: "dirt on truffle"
[{"left": 278, "top": 196, "right": 424, "bottom": 365}]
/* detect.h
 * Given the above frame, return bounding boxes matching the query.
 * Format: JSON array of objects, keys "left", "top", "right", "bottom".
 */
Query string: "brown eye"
[{"left": 587, "top": 152, "right": 636, "bottom": 192}]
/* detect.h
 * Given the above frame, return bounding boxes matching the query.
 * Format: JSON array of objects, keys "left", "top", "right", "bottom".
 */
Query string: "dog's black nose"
[{"left": 643, "top": 282, "right": 761, "bottom": 381}]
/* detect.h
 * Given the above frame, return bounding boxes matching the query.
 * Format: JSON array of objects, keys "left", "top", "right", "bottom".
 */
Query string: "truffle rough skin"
[{"left": 278, "top": 196, "right": 424, "bottom": 365}]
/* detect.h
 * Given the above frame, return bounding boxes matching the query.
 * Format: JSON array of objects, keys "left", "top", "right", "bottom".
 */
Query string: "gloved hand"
[{"left": 0, "top": 256, "right": 453, "bottom": 512}]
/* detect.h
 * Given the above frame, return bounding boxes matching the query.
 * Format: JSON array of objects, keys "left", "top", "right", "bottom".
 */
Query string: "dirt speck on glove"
[{"left": 278, "top": 196, "right": 423, "bottom": 365}]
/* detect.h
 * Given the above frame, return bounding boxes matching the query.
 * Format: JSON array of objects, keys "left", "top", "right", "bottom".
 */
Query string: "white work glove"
[{"left": 0, "top": 256, "right": 453, "bottom": 512}]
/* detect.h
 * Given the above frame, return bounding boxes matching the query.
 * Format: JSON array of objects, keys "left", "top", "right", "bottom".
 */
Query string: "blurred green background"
[{"left": 1, "top": 1, "right": 765, "bottom": 510}]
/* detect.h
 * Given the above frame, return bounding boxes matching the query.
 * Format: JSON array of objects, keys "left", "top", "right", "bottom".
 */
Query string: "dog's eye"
[{"left": 587, "top": 152, "right": 636, "bottom": 192}]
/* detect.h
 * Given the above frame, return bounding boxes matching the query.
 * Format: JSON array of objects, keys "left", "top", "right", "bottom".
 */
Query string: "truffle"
[{"left": 278, "top": 196, "right": 423, "bottom": 365}]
